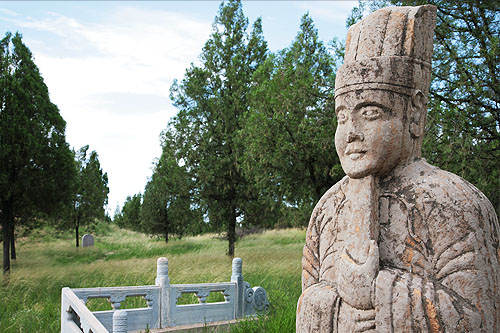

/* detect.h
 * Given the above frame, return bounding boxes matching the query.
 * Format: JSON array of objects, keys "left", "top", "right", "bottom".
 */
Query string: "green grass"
[{"left": 0, "top": 225, "right": 305, "bottom": 332}]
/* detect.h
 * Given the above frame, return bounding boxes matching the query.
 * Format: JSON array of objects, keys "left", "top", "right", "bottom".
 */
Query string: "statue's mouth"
[{"left": 346, "top": 149, "right": 367, "bottom": 160}]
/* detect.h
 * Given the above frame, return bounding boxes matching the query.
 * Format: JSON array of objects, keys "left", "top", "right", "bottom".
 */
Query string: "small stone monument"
[
  {"left": 82, "top": 234, "right": 94, "bottom": 247},
  {"left": 296, "top": 5, "right": 500, "bottom": 332}
]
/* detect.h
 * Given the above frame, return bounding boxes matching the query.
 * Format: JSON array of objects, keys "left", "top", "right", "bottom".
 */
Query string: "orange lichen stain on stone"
[
  {"left": 345, "top": 36, "right": 352, "bottom": 55},
  {"left": 325, "top": 285, "right": 336, "bottom": 292},
  {"left": 415, "top": 186, "right": 424, "bottom": 196},
  {"left": 297, "top": 293, "right": 304, "bottom": 314},
  {"left": 403, "top": 18, "right": 416, "bottom": 55},
  {"left": 425, "top": 299, "right": 442, "bottom": 333},
  {"left": 342, "top": 252, "right": 357, "bottom": 265},
  {"left": 412, "top": 288, "right": 422, "bottom": 313},
  {"left": 476, "top": 290, "right": 485, "bottom": 324},
  {"left": 417, "top": 257, "right": 425, "bottom": 269},
  {"left": 403, "top": 248, "right": 414, "bottom": 268},
  {"left": 355, "top": 225, "right": 360, "bottom": 233},
  {"left": 406, "top": 236, "right": 417, "bottom": 247},
  {"left": 303, "top": 260, "right": 316, "bottom": 277}
]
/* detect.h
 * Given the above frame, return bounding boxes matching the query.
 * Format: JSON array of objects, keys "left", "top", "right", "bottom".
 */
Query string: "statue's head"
[{"left": 334, "top": 5, "right": 436, "bottom": 179}]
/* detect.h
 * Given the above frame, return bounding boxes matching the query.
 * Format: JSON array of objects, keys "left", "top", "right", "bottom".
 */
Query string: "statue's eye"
[
  {"left": 337, "top": 110, "right": 347, "bottom": 124},
  {"left": 361, "top": 106, "right": 384, "bottom": 120}
]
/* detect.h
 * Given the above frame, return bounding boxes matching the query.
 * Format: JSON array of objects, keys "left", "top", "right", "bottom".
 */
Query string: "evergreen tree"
[
  {"left": 239, "top": 14, "right": 343, "bottom": 227},
  {"left": 70, "top": 145, "right": 109, "bottom": 247},
  {"left": 0, "top": 32, "right": 75, "bottom": 273},
  {"left": 141, "top": 130, "right": 199, "bottom": 242},
  {"left": 170, "top": 0, "right": 267, "bottom": 256},
  {"left": 114, "top": 194, "right": 142, "bottom": 231}
]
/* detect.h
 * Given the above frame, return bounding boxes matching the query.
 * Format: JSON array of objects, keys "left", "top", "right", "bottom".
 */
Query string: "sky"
[{"left": 0, "top": 1, "right": 357, "bottom": 215}]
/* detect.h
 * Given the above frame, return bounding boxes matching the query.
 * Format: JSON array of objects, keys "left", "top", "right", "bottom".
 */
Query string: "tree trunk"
[
  {"left": 2, "top": 202, "right": 14, "bottom": 274},
  {"left": 164, "top": 208, "right": 169, "bottom": 243},
  {"left": 227, "top": 204, "right": 236, "bottom": 257},
  {"left": 10, "top": 224, "right": 16, "bottom": 260},
  {"left": 75, "top": 217, "right": 79, "bottom": 247},
  {"left": 2, "top": 220, "right": 10, "bottom": 274},
  {"left": 307, "top": 162, "right": 323, "bottom": 201}
]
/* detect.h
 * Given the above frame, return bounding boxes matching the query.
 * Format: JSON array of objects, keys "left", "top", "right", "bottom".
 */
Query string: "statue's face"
[{"left": 335, "top": 89, "right": 410, "bottom": 179}]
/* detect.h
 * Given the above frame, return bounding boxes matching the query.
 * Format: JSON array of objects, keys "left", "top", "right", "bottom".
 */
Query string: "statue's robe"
[{"left": 297, "top": 159, "right": 500, "bottom": 332}]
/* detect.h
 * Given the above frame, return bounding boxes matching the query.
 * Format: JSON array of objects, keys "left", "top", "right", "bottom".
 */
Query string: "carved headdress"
[{"left": 335, "top": 5, "right": 437, "bottom": 99}]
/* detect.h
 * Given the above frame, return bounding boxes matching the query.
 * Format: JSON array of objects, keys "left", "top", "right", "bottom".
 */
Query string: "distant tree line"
[
  {"left": 0, "top": 32, "right": 109, "bottom": 274},
  {"left": 115, "top": 0, "right": 499, "bottom": 257}
]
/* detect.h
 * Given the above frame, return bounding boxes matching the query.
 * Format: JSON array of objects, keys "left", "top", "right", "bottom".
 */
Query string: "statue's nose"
[{"left": 347, "top": 131, "right": 364, "bottom": 143}]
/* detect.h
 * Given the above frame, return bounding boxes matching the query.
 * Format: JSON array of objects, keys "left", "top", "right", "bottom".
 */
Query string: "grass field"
[{"left": 0, "top": 224, "right": 305, "bottom": 332}]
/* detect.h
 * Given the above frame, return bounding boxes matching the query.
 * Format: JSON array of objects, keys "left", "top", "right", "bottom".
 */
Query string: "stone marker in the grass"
[
  {"left": 296, "top": 5, "right": 500, "bottom": 332},
  {"left": 82, "top": 234, "right": 94, "bottom": 247}
]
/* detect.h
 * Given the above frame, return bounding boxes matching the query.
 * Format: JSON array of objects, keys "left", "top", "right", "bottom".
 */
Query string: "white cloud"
[
  {"left": 0, "top": 8, "right": 19, "bottom": 17},
  {"left": 35, "top": 7, "right": 211, "bottom": 98},
  {"left": 11, "top": 5, "right": 213, "bottom": 213},
  {"left": 9, "top": 11, "right": 81, "bottom": 37}
]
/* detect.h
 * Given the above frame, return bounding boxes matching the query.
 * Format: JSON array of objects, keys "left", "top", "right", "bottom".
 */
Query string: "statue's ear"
[{"left": 410, "top": 90, "right": 425, "bottom": 138}]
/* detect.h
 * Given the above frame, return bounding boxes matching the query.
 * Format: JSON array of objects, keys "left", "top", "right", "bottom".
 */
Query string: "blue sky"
[{"left": 0, "top": 1, "right": 357, "bottom": 214}]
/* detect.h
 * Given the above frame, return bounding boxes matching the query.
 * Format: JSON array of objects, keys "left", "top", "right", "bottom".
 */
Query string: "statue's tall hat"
[{"left": 335, "top": 5, "right": 437, "bottom": 99}]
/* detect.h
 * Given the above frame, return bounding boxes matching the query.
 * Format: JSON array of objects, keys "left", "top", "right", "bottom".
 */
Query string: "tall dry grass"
[{"left": 0, "top": 225, "right": 305, "bottom": 332}]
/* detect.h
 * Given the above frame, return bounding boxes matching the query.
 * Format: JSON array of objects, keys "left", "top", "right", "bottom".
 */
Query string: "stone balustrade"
[{"left": 61, "top": 257, "right": 269, "bottom": 332}]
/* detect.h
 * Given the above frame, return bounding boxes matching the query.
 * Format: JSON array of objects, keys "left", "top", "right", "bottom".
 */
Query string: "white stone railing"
[{"left": 61, "top": 257, "right": 269, "bottom": 332}]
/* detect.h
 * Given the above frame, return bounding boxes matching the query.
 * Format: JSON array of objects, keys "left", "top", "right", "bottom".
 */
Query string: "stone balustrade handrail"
[{"left": 60, "top": 257, "right": 269, "bottom": 332}]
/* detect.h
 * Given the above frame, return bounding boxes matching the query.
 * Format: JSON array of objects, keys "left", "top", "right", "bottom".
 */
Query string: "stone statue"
[{"left": 296, "top": 5, "right": 500, "bottom": 332}]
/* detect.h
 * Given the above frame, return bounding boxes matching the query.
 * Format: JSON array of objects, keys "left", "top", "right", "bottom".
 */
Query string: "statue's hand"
[{"left": 337, "top": 240, "right": 379, "bottom": 310}]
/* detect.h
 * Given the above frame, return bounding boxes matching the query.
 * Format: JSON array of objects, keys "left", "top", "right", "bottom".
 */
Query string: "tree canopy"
[
  {"left": 0, "top": 32, "right": 75, "bottom": 273},
  {"left": 140, "top": 129, "right": 200, "bottom": 242},
  {"left": 239, "top": 14, "right": 344, "bottom": 227},
  {"left": 114, "top": 193, "right": 142, "bottom": 232},
  {"left": 169, "top": 0, "right": 268, "bottom": 256},
  {"left": 69, "top": 145, "right": 109, "bottom": 247}
]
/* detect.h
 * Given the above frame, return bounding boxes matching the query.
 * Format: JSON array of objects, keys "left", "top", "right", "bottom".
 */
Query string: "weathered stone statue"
[{"left": 296, "top": 5, "right": 500, "bottom": 332}]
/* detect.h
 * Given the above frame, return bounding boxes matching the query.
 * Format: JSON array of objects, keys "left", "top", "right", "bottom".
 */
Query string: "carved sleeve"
[
  {"left": 301, "top": 203, "right": 322, "bottom": 291},
  {"left": 375, "top": 186, "right": 500, "bottom": 332},
  {"left": 375, "top": 268, "right": 483, "bottom": 332},
  {"left": 297, "top": 183, "right": 344, "bottom": 333},
  {"left": 301, "top": 179, "right": 346, "bottom": 291}
]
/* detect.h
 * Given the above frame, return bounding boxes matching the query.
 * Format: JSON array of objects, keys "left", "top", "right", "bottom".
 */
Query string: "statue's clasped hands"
[{"left": 336, "top": 239, "right": 379, "bottom": 310}]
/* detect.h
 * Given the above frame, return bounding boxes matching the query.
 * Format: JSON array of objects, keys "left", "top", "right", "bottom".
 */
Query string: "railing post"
[
  {"left": 231, "top": 257, "right": 243, "bottom": 319},
  {"left": 113, "top": 310, "right": 127, "bottom": 333},
  {"left": 156, "top": 257, "right": 170, "bottom": 328},
  {"left": 61, "top": 288, "right": 69, "bottom": 333}
]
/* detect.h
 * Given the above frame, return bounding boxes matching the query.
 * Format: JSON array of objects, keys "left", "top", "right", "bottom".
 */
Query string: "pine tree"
[
  {"left": 70, "top": 145, "right": 109, "bottom": 247},
  {"left": 0, "top": 32, "right": 75, "bottom": 273},
  {"left": 141, "top": 129, "right": 199, "bottom": 242},
  {"left": 170, "top": 0, "right": 267, "bottom": 256},
  {"left": 239, "top": 14, "right": 343, "bottom": 227},
  {"left": 114, "top": 194, "right": 142, "bottom": 231}
]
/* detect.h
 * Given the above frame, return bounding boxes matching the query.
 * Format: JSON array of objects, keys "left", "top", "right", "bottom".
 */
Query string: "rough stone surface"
[
  {"left": 296, "top": 5, "right": 500, "bottom": 332},
  {"left": 82, "top": 234, "right": 94, "bottom": 247}
]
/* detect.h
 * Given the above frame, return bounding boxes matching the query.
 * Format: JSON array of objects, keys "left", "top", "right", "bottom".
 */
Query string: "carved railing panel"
[
  {"left": 169, "top": 282, "right": 236, "bottom": 326},
  {"left": 60, "top": 258, "right": 269, "bottom": 332}
]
